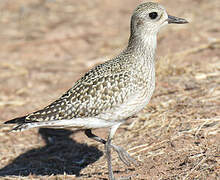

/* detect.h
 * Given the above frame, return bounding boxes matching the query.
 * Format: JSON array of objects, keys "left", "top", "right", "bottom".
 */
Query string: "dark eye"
[{"left": 149, "top": 12, "right": 158, "bottom": 19}]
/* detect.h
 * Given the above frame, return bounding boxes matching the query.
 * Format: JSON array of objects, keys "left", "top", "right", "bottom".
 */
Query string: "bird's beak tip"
[{"left": 168, "top": 15, "right": 189, "bottom": 24}]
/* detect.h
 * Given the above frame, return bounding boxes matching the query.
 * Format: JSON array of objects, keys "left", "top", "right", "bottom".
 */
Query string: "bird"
[{"left": 4, "top": 2, "right": 188, "bottom": 180}]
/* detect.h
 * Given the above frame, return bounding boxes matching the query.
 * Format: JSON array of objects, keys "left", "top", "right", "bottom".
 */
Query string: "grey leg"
[
  {"left": 106, "top": 124, "right": 121, "bottom": 180},
  {"left": 85, "top": 129, "right": 138, "bottom": 167},
  {"left": 106, "top": 135, "right": 114, "bottom": 180}
]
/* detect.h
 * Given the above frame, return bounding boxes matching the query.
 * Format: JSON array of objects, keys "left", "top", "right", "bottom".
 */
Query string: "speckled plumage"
[
  {"left": 6, "top": 3, "right": 167, "bottom": 131},
  {"left": 5, "top": 2, "right": 188, "bottom": 180},
  {"left": 19, "top": 46, "right": 155, "bottom": 126}
]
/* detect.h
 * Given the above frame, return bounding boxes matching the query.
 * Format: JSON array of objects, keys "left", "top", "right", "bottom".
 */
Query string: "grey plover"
[{"left": 5, "top": 2, "right": 188, "bottom": 180}]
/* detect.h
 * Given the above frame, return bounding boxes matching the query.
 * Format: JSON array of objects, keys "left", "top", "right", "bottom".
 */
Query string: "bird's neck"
[{"left": 127, "top": 34, "right": 157, "bottom": 62}]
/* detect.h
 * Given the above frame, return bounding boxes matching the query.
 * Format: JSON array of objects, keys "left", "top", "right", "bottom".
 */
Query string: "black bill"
[{"left": 168, "top": 15, "right": 188, "bottom": 24}]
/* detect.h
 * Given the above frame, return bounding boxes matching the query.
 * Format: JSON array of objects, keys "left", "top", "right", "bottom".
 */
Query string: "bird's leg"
[
  {"left": 106, "top": 124, "right": 121, "bottom": 180},
  {"left": 85, "top": 129, "right": 138, "bottom": 167},
  {"left": 85, "top": 129, "right": 106, "bottom": 144},
  {"left": 106, "top": 133, "right": 114, "bottom": 180}
]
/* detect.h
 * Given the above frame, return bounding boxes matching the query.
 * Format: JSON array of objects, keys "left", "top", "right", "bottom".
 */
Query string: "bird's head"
[{"left": 130, "top": 2, "right": 188, "bottom": 36}]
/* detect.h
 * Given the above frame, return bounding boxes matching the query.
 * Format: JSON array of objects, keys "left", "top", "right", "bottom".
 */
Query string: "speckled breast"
[{"left": 97, "top": 63, "right": 155, "bottom": 122}]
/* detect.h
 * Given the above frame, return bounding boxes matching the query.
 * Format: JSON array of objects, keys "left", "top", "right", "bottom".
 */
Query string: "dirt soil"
[{"left": 0, "top": 0, "right": 219, "bottom": 179}]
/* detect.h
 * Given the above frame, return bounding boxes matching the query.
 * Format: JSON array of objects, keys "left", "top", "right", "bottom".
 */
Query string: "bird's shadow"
[{"left": 0, "top": 128, "right": 103, "bottom": 177}]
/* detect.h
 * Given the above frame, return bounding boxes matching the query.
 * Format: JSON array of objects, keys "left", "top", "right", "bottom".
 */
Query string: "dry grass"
[{"left": 0, "top": 0, "right": 219, "bottom": 179}]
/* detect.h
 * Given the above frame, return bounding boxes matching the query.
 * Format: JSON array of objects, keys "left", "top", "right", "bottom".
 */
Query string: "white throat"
[{"left": 127, "top": 34, "right": 157, "bottom": 62}]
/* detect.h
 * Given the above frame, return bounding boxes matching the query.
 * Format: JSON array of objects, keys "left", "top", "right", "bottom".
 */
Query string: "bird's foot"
[{"left": 110, "top": 144, "right": 140, "bottom": 167}]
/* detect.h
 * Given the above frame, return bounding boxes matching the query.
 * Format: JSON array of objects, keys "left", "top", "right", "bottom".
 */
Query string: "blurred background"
[{"left": 0, "top": 0, "right": 219, "bottom": 179}]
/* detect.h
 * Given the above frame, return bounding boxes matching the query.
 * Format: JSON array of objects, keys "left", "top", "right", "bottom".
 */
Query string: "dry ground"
[{"left": 0, "top": 0, "right": 219, "bottom": 179}]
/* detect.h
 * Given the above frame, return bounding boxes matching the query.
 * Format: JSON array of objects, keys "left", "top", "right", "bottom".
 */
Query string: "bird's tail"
[
  {"left": 4, "top": 116, "right": 85, "bottom": 132},
  {"left": 4, "top": 117, "right": 114, "bottom": 132},
  {"left": 4, "top": 116, "right": 27, "bottom": 124},
  {"left": 4, "top": 116, "right": 39, "bottom": 132}
]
